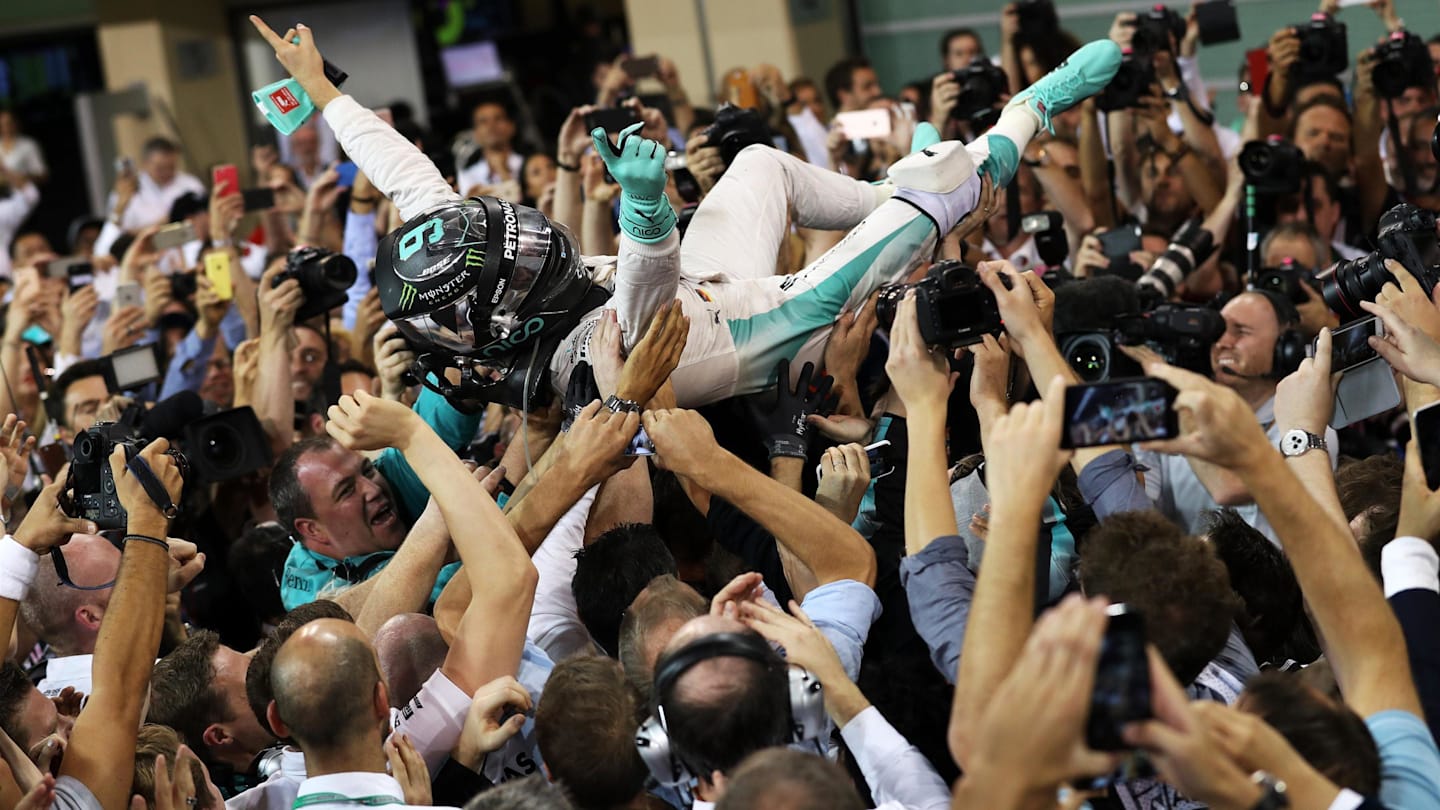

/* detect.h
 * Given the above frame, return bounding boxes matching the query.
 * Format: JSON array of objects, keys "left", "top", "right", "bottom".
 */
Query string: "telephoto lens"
[{"left": 1137, "top": 218, "right": 1215, "bottom": 304}]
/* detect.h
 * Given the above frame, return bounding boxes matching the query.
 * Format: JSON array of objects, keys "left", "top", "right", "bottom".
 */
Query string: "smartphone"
[
  {"left": 1085, "top": 604, "right": 1153, "bottom": 751},
  {"left": 116, "top": 282, "right": 144, "bottom": 311},
  {"left": 335, "top": 161, "right": 359, "bottom": 188},
  {"left": 625, "top": 426, "right": 655, "bottom": 456},
  {"left": 45, "top": 256, "right": 90, "bottom": 281},
  {"left": 106, "top": 344, "right": 162, "bottom": 392},
  {"left": 835, "top": 109, "right": 891, "bottom": 140},
  {"left": 242, "top": 187, "right": 276, "bottom": 213},
  {"left": 1332, "top": 358, "right": 1401, "bottom": 429},
  {"left": 1246, "top": 47, "right": 1270, "bottom": 97},
  {"left": 816, "top": 440, "right": 894, "bottom": 480},
  {"left": 584, "top": 107, "right": 642, "bottom": 133},
  {"left": 1061, "top": 377, "right": 1180, "bottom": 449},
  {"left": 1097, "top": 225, "right": 1143, "bottom": 260},
  {"left": 622, "top": 55, "right": 660, "bottom": 79},
  {"left": 66, "top": 262, "right": 95, "bottom": 293},
  {"left": 1415, "top": 401, "right": 1440, "bottom": 490},
  {"left": 152, "top": 222, "right": 196, "bottom": 251},
  {"left": 204, "top": 251, "right": 234, "bottom": 301},
  {"left": 1326, "top": 316, "right": 1383, "bottom": 372},
  {"left": 211, "top": 164, "right": 240, "bottom": 196}
]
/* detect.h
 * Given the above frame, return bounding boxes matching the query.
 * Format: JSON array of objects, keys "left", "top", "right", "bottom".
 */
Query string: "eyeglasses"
[{"left": 50, "top": 532, "right": 125, "bottom": 591}]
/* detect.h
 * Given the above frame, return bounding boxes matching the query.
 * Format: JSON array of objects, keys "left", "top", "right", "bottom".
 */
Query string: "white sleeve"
[
  {"left": 612, "top": 232, "right": 681, "bottom": 353},
  {"left": 527, "top": 486, "right": 600, "bottom": 661},
  {"left": 1382, "top": 537, "right": 1440, "bottom": 597},
  {"left": 322, "top": 95, "right": 460, "bottom": 222},
  {"left": 1175, "top": 55, "right": 1210, "bottom": 113},
  {"left": 387, "top": 669, "right": 473, "bottom": 776},
  {"left": 0, "top": 183, "right": 38, "bottom": 231},
  {"left": 839, "top": 707, "right": 951, "bottom": 810}
]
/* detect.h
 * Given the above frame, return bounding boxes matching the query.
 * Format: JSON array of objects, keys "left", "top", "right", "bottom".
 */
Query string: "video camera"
[
  {"left": 1252, "top": 258, "right": 1319, "bottom": 307},
  {"left": 1062, "top": 303, "right": 1224, "bottom": 383},
  {"left": 949, "top": 61, "right": 1009, "bottom": 129},
  {"left": 1097, "top": 49, "right": 1158, "bottom": 112},
  {"left": 874, "top": 260, "right": 1004, "bottom": 348},
  {"left": 1294, "top": 13, "right": 1348, "bottom": 84},
  {"left": 1372, "top": 30, "right": 1435, "bottom": 100},
  {"left": 1321, "top": 203, "right": 1440, "bottom": 321},
  {"left": 703, "top": 104, "right": 773, "bottom": 167},
  {"left": 273, "top": 246, "right": 356, "bottom": 323}
]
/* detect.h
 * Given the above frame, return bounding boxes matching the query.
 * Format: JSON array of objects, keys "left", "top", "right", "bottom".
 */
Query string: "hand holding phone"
[
  {"left": 1413, "top": 401, "right": 1440, "bottom": 490},
  {"left": 1085, "top": 604, "right": 1152, "bottom": 751},
  {"left": 1061, "top": 377, "right": 1179, "bottom": 449},
  {"left": 204, "top": 251, "right": 234, "bottom": 301},
  {"left": 212, "top": 164, "right": 240, "bottom": 197},
  {"left": 834, "top": 109, "right": 892, "bottom": 140},
  {"left": 151, "top": 222, "right": 196, "bottom": 251}
]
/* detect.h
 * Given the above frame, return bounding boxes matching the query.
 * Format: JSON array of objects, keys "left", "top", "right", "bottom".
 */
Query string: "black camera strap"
[
  {"left": 1388, "top": 107, "right": 1420, "bottom": 197},
  {"left": 124, "top": 453, "right": 179, "bottom": 520}
]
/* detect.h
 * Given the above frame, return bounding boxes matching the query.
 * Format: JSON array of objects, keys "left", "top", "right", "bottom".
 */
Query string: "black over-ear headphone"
[
  {"left": 634, "top": 632, "right": 825, "bottom": 788},
  {"left": 1249, "top": 288, "right": 1307, "bottom": 378}
]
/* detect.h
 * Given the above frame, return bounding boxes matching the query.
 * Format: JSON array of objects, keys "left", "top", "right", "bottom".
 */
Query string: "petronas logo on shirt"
[{"left": 398, "top": 282, "right": 418, "bottom": 310}]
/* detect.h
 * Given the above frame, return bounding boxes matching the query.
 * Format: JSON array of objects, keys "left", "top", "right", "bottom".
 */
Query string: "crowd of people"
[{"left": 2, "top": 0, "right": 1440, "bottom": 808}]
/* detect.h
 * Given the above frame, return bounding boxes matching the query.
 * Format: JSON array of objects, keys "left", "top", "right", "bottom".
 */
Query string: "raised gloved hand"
[
  {"left": 749, "top": 358, "right": 835, "bottom": 460},
  {"left": 592, "top": 122, "right": 677, "bottom": 244}
]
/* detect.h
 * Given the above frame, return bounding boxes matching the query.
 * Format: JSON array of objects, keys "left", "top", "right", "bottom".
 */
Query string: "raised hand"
[
  {"left": 326, "top": 389, "right": 423, "bottom": 453},
  {"left": 815, "top": 444, "right": 872, "bottom": 524},
  {"left": 1122, "top": 348, "right": 1272, "bottom": 471},
  {"left": 452, "top": 676, "right": 532, "bottom": 769},
  {"left": 259, "top": 259, "right": 303, "bottom": 334},
  {"left": 1362, "top": 297, "right": 1440, "bottom": 387},
  {"left": 591, "top": 121, "right": 675, "bottom": 243},
  {"left": 615, "top": 301, "right": 689, "bottom": 405},
  {"left": 642, "top": 408, "right": 721, "bottom": 477},
  {"left": 101, "top": 306, "right": 148, "bottom": 355},
  {"left": 739, "top": 599, "right": 849, "bottom": 684},
  {"left": 247, "top": 17, "right": 339, "bottom": 108},
  {"left": 710, "top": 571, "right": 767, "bottom": 619},
  {"left": 13, "top": 467, "right": 97, "bottom": 553},
  {"left": 109, "top": 439, "right": 184, "bottom": 531},
  {"left": 0, "top": 414, "right": 34, "bottom": 507},
  {"left": 559, "top": 400, "right": 640, "bottom": 483},
  {"left": 885, "top": 290, "right": 954, "bottom": 416},
  {"left": 384, "top": 735, "right": 432, "bottom": 806},
  {"left": 1274, "top": 326, "right": 1339, "bottom": 435},
  {"left": 749, "top": 358, "right": 834, "bottom": 459},
  {"left": 589, "top": 310, "right": 625, "bottom": 399},
  {"left": 373, "top": 324, "right": 417, "bottom": 402},
  {"left": 983, "top": 377, "right": 1073, "bottom": 516}
]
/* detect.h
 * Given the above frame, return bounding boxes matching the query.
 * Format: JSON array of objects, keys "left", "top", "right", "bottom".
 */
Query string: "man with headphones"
[{"left": 1136, "top": 288, "right": 1339, "bottom": 544}]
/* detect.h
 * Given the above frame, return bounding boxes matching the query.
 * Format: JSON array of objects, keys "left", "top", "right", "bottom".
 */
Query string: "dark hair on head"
[
  {"left": 788, "top": 77, "right": 818, "bottom": 97},
  {"left": 142, "top": 136, "right": 180, "bottom": 156},
  {"left": 228, "top": 522, "right": 295, "bottom": 625},
  {"left": 573, "top": 523, "right": 678, "bottom": 656},
  {"left": 1013, "top": 29, "right": 1081, "bottom": 80},
  {"left": 618, "top": 574, "right": 707, "bottom": 702},
  {"left": 246, "top": 600, "right": 353, "bottom": 737},
  {"left": 658, "top": 633, "right": 792, "bottom": 779},
  {"left": 940, "top": 28, "right": 986, "bottom": 59},
  {"left": 146, "top": 631, "right": 228, "bottom": 764},
  {"left": 464, "top": 774, "right": 576, "bottom": 810},
  {"left": 270, "top": 435, "right": 341, "bottom": 534},
  {"left": 1293, "top": 76, "right": 1346, "bottom": 104},
  {"left": 1242, "top": 671, "right": 1381, "bottom": 794},
  {"left": 535, "top": 657, "right": 649, "bottom": 809},
  {"left": 1288, "top": 95, "right": 1352, "bottom": 141},
  {"left": 823, "top": 57, "right": 873, "bottom": 110},
  {"left": 51, "top": 359, "right": 110, "bottom": 410},
  {"left": 717, "top": 749, "right": 866, "bottom": 810},
  {"left": 1079, "top": 510, "right": 1242, "bottom": 685},
  {"left": 1246, "top": 288, "right": 1301, "bottom": 330},
  {"left": 1203, "top": 509, "right": 1302, "bottom": 667},
  {"left": 1335, "top": 454, "right": 1404, "bottom": 580},
  {"left": 0, "top": 662, "right": 33, "bottom": 749},
  {"left": 134, "top": 725, "right": 215, "bottom": 810}
]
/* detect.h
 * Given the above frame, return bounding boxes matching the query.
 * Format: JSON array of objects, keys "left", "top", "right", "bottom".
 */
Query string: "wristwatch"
[
  {"left": 1248, "top": 771, "right": 1289, "bottom": 810},
  {"left": 604, "top": 394, "right": 641, "bottom": 414},
  {"left": 1279, "top": 429, "right": 1327, "bottom": 458}
]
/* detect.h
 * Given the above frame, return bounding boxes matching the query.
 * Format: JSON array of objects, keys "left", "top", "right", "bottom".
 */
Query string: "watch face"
[{"left": 1281, "top": 431, "right": 1305, "bottom": 456}]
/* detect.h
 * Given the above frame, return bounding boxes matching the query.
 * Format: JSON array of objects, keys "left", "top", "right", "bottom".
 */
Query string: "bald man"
[{"left": 19, "top": 534, "right": 120, "bottom": 697}]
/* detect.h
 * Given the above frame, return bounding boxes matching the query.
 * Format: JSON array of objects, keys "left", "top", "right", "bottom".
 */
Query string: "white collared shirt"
[
  {"left": 225, "top": 749, "right": 307, "bottom": 810},
  {"left": 108, "top": 171, "right": 207, "bottom": 231},
  {"left": 37, "top": 653, "right": 93, "bottom": 698},
  {"left": 292, "top": 771, "right": 456, "bottom": 810}
]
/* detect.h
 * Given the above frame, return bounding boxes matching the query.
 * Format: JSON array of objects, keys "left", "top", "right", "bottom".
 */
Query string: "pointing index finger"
[{"left": 248, "top": 15, "right": 286, "bottom": 49}]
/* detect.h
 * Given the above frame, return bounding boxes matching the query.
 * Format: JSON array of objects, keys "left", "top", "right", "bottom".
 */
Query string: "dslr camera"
[
  {"left": 1097, "top": 49, "right": 1157, "bottom": 112},
  {"left": 1252, "top": 258, "right": 1319, "bottom": 306},
  {"left": 875, "top": 260, "right": 1004, "bottom": 348},
  {"left": 1294, "top": 13, "right": 1348, "bottom": 83},
  {"left": 1132, "top": 5, "right": 1186, "bottom": 54},
  {"left": 1136, "top": 218, "right": 1217, "bottom": 305},
  {"left": 703, "top": 104, "right": 773, "bottom": 167},
  {"left": 949, "top": 61, "right": 1008, "bottom": 129},
  {"left": 1239, "top": 137, "right": 1304, "bottom": 195},
  {"left": 1321, "top": 203, "right": 1440, "bottom": 320},
  {"left": 1372, "top": 31, "right": 1435, "bottom": 100},
  {"left": 65, "top": 422, "right": 189, "bottom": 530},
  {"left": 274, "top": 246, "right": 357, "bottom": 322}
]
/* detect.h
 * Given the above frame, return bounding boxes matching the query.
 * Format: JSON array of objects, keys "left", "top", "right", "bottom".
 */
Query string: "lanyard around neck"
[{"left": 292, "top": 793, "right": 405, "bottom": 808}]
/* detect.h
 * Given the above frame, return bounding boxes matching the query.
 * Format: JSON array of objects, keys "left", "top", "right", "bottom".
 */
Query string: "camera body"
[
  {"left": 1253, "top": 258, "right": 1319, "bottom": 306},
  {"left": 1132, "top": 5, "right": 1186, "bottom": 54},
  {"left": 273, "top": 246, "right": 357, "bottom": 322},
  {"left": 1322, "top": 204, "right": 1440, "bottom": 320},
  {"left": 875, "top": 260, "right": 1004, "bottom": 348},
  {"left": 703, "top": 104, "right": 773, "bottom": 167},
  {"left": 1016, "top": 0, "right": 1059, "bottom": 40},
  {"left": 1294, "top": 13, "right": 1348, "bottom": 83},
  {"left": 1372, "top": 30, "right": 1434, "bottom": 100},
  {"left": 1096, "top": 50, "right": 1157, "bottom": 112},
  {"left": 66, "top": 422, "right": 189, "bottom": 530},
  {"left": 949, "top": 61, "right": 1008, "bottom": 128},
  {"left": 1061, "top": 303, "right": 1224, "bottom": 383},
  {"left": 1239, "top": 137, "right": 1304, "bottom": 195}
]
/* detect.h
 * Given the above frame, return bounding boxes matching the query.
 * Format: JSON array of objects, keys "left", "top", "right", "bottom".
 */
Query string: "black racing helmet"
[{"left": 373, "top": 196, "right": 594, "bottom": 404}]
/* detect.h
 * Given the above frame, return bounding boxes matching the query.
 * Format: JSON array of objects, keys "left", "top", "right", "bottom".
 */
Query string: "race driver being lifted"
[{"left": 250, "top": 16, "right": 1121, "bottom": 411}]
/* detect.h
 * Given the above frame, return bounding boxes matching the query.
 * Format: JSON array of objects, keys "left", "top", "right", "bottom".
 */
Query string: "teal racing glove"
[{"left": 592, "top": 122, "right": 677, "bottom": 244}]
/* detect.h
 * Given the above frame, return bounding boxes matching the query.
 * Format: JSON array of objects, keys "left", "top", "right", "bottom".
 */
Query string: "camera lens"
[
  {"left": 874, "top": 284, "right": 907, "bottom": 330},
  {"left": 1064, "top": 334, "right": 1111, "bottom": 383},
  {"left": 316, "top": 255, "right": 357, "bottom": 292},
  {"left": 198, "top": 424, "right": 242, "bottom": 471},
  {"left": 1320, "top": 253, "right": 1390, "bottom": 321}
]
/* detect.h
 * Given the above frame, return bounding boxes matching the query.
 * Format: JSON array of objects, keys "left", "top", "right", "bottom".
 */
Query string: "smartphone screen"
[
  {"left": 584, "top": 107, "right": 642, "bottom": 133},
  {"left": 116, "top": 282, "right": 143, "bottom": 311},
  {"left": 1098, "top": 225, "right": 1143, "bottom": 259},
  {"left": 212, "top": 164, "right": 240, "bottom": 196},
  {"left": 1062, "top": 377, "right": 1179, "bottom": 449},
  {"left": 1085, "top": 604, "right": 1153, "bottom": 751},
  {"left": 67, "top": 263, "right": 95, "bottom": 293},
  {"left": 834, "top": 109, "right": 892, "bottom": 140},
  {"left": 1327, "top": 316, "right": 1382, "bottom": 371},
  {"left": 622, "top": 55, "right": 659, "bottom": 79},
  {"left": 203, "top": 251, "right": 234, "bottom": 301},
  {"left": 1415, "top": 401, "right": 1440, "bottom": 490},
  {"left": 242, "top": 187, "right": 276, "bottom": 213}
]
